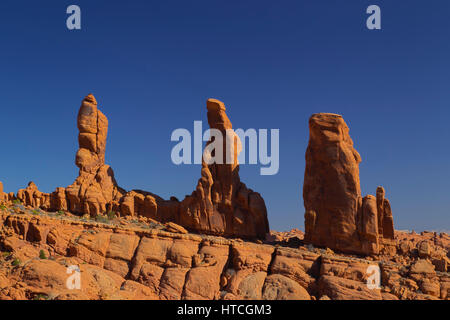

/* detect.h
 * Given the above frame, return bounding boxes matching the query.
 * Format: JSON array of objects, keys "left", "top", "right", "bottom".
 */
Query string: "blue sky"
[{"left": 0, "top": 1, "right": 449, "bottom": 232}]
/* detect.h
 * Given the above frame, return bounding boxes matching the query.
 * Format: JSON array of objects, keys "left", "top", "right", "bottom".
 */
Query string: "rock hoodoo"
[
  {"left": 14, "top": 95, "right": 125, "bottom": 216},
  {"left": 6, "top": 94, "right": 269, "bottom": 239},
  {"left": 303, "top": 113, "right": 395, "bottom": 255},
  {"left": 0, "top": 181, "right": 7, "bottom": 202},
  {"left": 178, "top": 99, "right": 269, "bottom": 238},
  {"left": 118, "top": 98, "right": 269, "bottom": 239},
  {"left": 66, "top": 94, "right": 125, "bottom": 216}
]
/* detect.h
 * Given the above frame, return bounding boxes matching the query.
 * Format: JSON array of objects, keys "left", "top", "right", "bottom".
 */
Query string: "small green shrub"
[
  {"left": 39, "top": 250, "right": 47, "bottom": 260},
  {"left": 73, "top": 235, "right": 81, "bottom": 244},
  {"left": 12, "top": 258, "right": 21, "bottom": 266},
  {"left": 95, "top": 215, "right": 109, "bottom": 224},
  {"left": 107, "top": 211, "right": 117, "bottom": 220},
  {"left": 12, "top": 199, "right": 21, "bottom": 205},
  {"left": 0, "top": 204, "right": 7, "bottom": 211}
]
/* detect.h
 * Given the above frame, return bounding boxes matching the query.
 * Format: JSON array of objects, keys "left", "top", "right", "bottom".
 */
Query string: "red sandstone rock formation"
[
  {"left": 7, "top": 94, "right": 269, "bottom": 240},
  {"left": 303, "top": 113, "right": 395, "bottom": 255},
  {"left": 178, "top": 99, "right": 269, "bottom": 239},
  {"left": 65, "top": 94, "right": 125, "bottom": 216},
  {"left": 119, "top": 99, "right": 269, "bottom": 239},
  {"left": 13, "top": 95, "right": 124, "bottom": 216},
  {"left": 0, "top": 182, "right": 6, "bottom": 202}
]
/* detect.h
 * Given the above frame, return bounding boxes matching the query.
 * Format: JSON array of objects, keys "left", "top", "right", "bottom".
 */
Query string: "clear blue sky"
[{"left": 0, "top": 1, "right": 449, "bottom": 232}]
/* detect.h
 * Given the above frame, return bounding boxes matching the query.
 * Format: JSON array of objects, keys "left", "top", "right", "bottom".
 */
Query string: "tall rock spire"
[
  {"left": 65, "top": 94, "right": 124, "bottom": 216},
  {"left": 179, "top": 99, "right": 269, "bottom": 239},
  {"left": 75, "top": 93, "right": 108, "bottom": 172},
  {"left": 0, "top": 181, "right": 6, "bottom": 202}
]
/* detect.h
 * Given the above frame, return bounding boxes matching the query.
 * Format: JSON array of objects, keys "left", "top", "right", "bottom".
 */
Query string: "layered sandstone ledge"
[{"left": 0, "top": 208, "right": 448, "bottom": 300}]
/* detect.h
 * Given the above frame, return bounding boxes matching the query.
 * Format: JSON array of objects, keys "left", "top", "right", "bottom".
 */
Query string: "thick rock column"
[
  {"left": 303, "top": 113, "right": 362, "bottom": 253},
  {"left": 303, "top": 113, "right": 395, "bottom": 255},
  {"left": 0, "top": 181, "right": 6, "bottom": 202}
]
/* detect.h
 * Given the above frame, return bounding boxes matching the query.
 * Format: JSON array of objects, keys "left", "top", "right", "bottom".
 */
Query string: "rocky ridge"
[
  {"left": 0, "top": 95, "right": 448, "bottom": 300},
  {"left": 0, "top": 206, "right": 447, "bottom": 300},
  {"left": 2, "top": 94, "right": 269, "bottom": 240}
]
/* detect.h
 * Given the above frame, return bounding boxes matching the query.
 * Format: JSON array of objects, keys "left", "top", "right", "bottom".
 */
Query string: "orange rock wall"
[{"left": 0, "top": 212, "right": 447, "bottom": 300}]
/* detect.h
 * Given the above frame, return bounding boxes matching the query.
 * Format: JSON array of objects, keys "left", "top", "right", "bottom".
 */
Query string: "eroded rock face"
[
  {"left": 303, "top": 113, "right": 395, "bottom": 255},
  {"left": 0, "top": 213, "right": 272, "bottom": 300},
  {"left": 16, "top": 182, "right": 47, "bottom": 209},
  {"left": 6, "top": 95, "right": 268, "bottom": 240},
  {"left": 1, "top": 211, "right": 448, "bottom": 300}
]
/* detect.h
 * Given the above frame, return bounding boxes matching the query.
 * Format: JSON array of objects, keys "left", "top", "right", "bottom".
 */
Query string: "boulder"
[
  {"left": 410, "top": 259, "right": 436, "bottom": 275},
  {"left": 318, "top": 275, "right": 382, "bottom": 300},
  {"left": 262, "top": 274, "right": 311, "bottom": 300}
]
